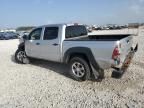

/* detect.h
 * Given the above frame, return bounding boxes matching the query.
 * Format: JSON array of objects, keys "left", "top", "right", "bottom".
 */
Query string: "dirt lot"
[{"left": 0, "top": 28, "right": 144, "bottom": 108}]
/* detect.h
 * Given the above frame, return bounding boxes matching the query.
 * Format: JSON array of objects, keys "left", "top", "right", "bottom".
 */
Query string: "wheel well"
[
  {"left": 20, "top": 46, "right": 25, "bottom": 50},
  {"left": 69, "top": 53, "right": 89, "bottom": 64},
  {"left": 18, "top": 43, "right": 25, "bottom": 51}
]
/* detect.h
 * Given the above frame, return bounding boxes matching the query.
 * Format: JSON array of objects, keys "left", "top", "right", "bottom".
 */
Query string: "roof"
[{"left": 38, "top": 23, "right": 84, "bottom": 28}]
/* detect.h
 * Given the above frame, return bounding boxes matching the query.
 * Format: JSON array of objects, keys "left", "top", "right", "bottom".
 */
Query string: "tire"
[
  {"left": 15, "top": 49, "right": 30, "bottom": 64},
  {"left": 69, "top": 57, "right": 91, "bottom": 81}
]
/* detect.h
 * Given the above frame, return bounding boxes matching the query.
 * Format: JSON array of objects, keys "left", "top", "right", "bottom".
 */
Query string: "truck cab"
[{"left": 25, "top": 25, "right": 62, "bottom": 62}]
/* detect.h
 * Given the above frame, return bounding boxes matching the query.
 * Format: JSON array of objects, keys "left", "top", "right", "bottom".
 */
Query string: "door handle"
[
  {"left": 36, "top": 43, "right": 40, "bottom": 45},
  {"left": 52, "top": 43, "right": 59, "bottom": 46}
]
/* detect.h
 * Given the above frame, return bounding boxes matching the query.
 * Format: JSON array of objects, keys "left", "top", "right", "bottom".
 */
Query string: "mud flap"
[
  {"left": 90, "top": 63, "right": 104, "bottom": 81},
  {"left": 112, "top": 44, "right": 138, "bottom": 78}
]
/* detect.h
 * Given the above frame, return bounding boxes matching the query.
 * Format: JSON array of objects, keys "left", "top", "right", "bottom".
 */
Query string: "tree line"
[{"left": 16, "top": 26, "right": 35, "bottom": 31}]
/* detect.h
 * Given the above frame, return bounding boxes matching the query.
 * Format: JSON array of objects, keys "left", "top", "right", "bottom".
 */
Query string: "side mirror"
[{"left": 22, "top": 35, "right": 28, "bottom": 40}]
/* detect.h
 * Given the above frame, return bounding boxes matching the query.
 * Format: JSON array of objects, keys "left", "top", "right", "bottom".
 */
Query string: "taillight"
[
  {"left": 112, "top": 46, "right": 121, "bottom": 65},
  {"left": 112, "top": 46, "right": 120, "bottom": 60}
]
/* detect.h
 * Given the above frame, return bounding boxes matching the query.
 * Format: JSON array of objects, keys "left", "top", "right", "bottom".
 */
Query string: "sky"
[{"left": 0, "top": 0, "right": 144, "bottom": 28}]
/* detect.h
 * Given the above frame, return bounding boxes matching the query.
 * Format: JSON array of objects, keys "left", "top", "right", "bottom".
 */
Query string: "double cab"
[{"left": 15, "top": 23, "right": 138, "bottom": 81}]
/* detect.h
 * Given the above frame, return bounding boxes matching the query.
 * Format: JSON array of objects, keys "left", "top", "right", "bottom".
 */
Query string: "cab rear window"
[{"left": 65, "top": 25, "right": 87, "bottom": 38}]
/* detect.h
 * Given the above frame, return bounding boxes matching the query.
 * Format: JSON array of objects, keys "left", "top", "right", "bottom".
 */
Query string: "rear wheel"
[
  {"left": 69, "top": 57, "right": 90, "bottom": 81},
  {"left": 15, "top": 49, "right": 30, "bottom": 64}
]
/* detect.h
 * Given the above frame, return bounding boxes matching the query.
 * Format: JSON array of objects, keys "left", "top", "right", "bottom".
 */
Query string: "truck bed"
[
  {"left": 63, "top": 34, "right": 133, "bottom": 69},
  {"left": 65, "top": 34, "right": 131, "bottom": 41}
]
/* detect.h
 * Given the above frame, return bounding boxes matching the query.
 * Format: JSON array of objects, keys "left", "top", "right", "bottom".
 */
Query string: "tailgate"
[
  {"left": 119, "top": 36, "right": 133, "bottom": 62},
  {"left": 112, "top": 44, "right": 138, "bottom": 78}
]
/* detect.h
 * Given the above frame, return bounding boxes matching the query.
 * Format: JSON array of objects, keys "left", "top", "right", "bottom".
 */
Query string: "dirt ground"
[{"left": 0, "top": 28, "right": 144, "bottom": 108}]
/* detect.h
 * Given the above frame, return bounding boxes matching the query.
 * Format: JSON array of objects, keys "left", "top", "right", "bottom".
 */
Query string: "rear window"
[{"left": 65, "top": 25, "right": 87, "bottom": 38}]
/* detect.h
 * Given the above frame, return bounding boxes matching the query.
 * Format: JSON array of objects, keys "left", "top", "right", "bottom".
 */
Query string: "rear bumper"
[{"left": 112, "top": 44, "right": 138, "bottom": 78}]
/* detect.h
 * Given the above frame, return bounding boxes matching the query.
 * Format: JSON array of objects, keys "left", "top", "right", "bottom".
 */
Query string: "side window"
[
  {"left": 29, "top": 28, "right": 42, "bottom": 40},
  {"left": 66, "top": 26, "right": 87, "bottom": 38},
  {"left": 43, "top": 27, "right": 58, "bottom": 40}
]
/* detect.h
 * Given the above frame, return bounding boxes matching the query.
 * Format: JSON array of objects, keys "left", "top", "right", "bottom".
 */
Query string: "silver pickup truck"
[{"left": 15, "top": 23, "right": 138, "bottom": 81}]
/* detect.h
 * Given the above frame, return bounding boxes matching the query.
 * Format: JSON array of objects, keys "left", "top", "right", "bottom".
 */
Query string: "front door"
[{"left": 25, "top": 28, "right": 43, "bottom": 58}]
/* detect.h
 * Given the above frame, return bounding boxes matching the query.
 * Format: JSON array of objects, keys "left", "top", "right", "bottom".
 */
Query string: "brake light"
[{"left": 112, "top": 46, "right": 120, "bottom": 60}]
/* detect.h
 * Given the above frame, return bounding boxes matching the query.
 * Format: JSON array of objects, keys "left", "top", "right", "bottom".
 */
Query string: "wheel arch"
[
  {"left": 63, "top": 47, "right": 100, "bottom": 70},
  {"left": 18, "top": 42, "right": 25, "bottom": 51},
  {"left": 63, "top": 47, "right": 104, "bottom": 80}
]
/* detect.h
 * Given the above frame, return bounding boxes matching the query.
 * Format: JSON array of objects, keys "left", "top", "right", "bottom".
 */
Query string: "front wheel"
[
  {"left": 15, "top": 49, "right": 30, "bottom": 64},
  {"left": 69, "top": 57, "right": 91, "bottom": 81}
]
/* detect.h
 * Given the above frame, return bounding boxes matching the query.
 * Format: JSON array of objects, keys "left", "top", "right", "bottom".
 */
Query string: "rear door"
[
  {"left": 39, "top": 27, "right": 61, "bottom": 62},
  {"left": 25, "top": 28, "right": 43, "bottom": 58}
]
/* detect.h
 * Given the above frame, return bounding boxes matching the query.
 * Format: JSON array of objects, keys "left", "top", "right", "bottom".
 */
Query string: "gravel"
[{"left": 0, "top": 28, "right": 144, "bottom": 108}]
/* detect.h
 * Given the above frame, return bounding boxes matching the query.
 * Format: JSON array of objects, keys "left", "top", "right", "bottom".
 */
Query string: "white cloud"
[
  {"left": 106, "top": 0, "right": 144, "bottom": 24},
  {"left": 139, "top": 0, "right": 144, "bottom": 3},
  {"left": 129, "top": 0, "right": 144, "bottom": 15},
  {"left": 35, "top": 0, "right": 54, "bottom": 5},
  {"left": 130, "top": 5, "right": 141, "bottom": 14},
  {"left": 47, "top": 0, "right": 54, "bottom": 5}
]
